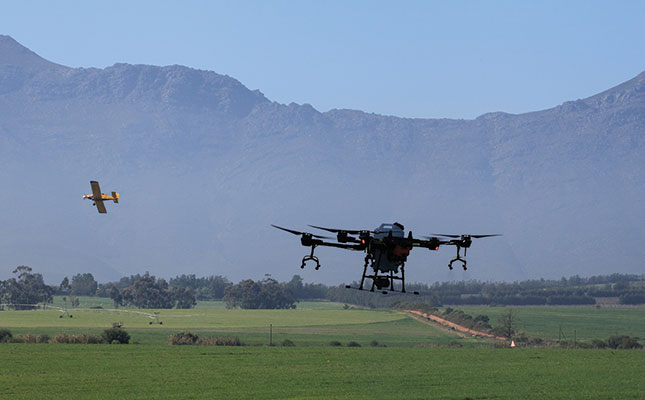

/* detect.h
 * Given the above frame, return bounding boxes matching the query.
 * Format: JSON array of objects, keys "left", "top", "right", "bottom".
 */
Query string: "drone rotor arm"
[{"left": 271, "top": 224, "right": 332, "bottom": 239}]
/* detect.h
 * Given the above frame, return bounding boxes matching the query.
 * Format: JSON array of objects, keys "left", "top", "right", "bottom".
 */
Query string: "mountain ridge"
[{"left": 1, "top": 35, "right": 643, "bottom": 284}]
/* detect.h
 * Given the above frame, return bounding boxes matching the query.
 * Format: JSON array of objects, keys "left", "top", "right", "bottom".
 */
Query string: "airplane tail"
[{"left": 112, "top": 192, "right": 120, "bottom": 203}]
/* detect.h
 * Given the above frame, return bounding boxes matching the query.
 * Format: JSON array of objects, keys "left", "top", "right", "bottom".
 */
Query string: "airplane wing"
[
  {"left": 90, "top": 181, "right": 102, "bottom": 198},
  {"left": 95, "top": 200, "right": 107, "bottom": 214}
]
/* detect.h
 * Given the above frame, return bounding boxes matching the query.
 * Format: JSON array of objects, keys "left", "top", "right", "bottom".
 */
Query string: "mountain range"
[{"left": 1, "top": 34, "right": 643, "bottom": 285}]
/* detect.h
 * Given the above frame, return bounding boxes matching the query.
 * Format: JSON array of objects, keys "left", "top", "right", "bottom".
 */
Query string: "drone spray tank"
[{"left": 371, "top": 223, "right": 407, "bottom": 272}]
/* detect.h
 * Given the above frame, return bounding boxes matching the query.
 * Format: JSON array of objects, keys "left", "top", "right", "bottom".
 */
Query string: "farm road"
[{"left": 404, "top": 310, "right": 506, "bottom": 341}]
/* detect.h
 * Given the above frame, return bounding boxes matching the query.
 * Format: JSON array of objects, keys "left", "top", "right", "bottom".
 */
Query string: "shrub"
[
  {"left": 346, "top": 341, "right": 361, "bottom": 347},
  {"left": 281, "top": 339, "right": 295, "bottom": 347},
  {"left": 196, "top": 336, "right": 242, "bottom": 346},
  {"left": 329, "top": 340, "right": 342, "bottom": 347},
  {"left": 168, "top": 334, "right": 243, "bottom": 346},
  {"left": 447, "top": 341, "right": 463, "bottom": 348},
  {"left": 0, "top": 329, "right": 12, "bottom": 342},
  {"left": 19, "top": 334, "right": 50, "bottom": 343},
  {"left": 102, "top": 328, "right": 130, "bottom": 344},
  {"left": 168, "top": 332, "right": 199, "bottom": 345},
  {"left": 606, "top": 335, "right": 642, "bottom": 350},
  {"left": 53, "top": 333, "right": 104, "bottom": 344}
]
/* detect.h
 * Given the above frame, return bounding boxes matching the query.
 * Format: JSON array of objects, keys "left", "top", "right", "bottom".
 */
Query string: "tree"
[
  {"left": 0, "top": 266, "right": 54, "bottom": 309},
  {"left": 223, "top": 279, "right": 262, "bottom": 309},
  {"left": 71, "top": 273, "right": 98, "bottom": 296},
  {"left": 59, "top": 277, "right": 73, "bottom": 309},
  {"left": 199, "top": 275, "right": 231, "bottom": 300},
  {"left": 223, "top": 278, "right": 296, "bottom": 309},
  {"left": 59, "top": 277, "right": 70, "bottom": 295},
  {"left": 495, "top": 308, "right": 519, "bottom": 338},
  {"left": 286, "top": 275, "right": 304, "bottom": 299},
  {"left": 258, "top": 278, "right": 296, "bottom": 309},
  {"left": 173, "top": 286, "right": 197, "bottom": 309},
  {"left": 121, "top": 274, "right": 174, "bottom": 309},
  {"left": 169, "top": 274, "right": 231, "bottom": 300},
  {"left": 104, "top": 283, "right": 123, "bottom": 308}
]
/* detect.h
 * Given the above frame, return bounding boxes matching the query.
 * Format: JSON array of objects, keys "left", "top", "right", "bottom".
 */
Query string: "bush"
[
  {"left": 53, "top": 333, "right": 104, "bottom": 344},
  {"left": 102, "top": 328, "right": 130, "bottom": 344},
  {"left": 197, "top": 336, "right": 242, "bottom": 346},
  {"left": 168, "top": 332, "right": 199, "bottom": 345},
  {"left": 281, "top": 339, "right": 295, "bottom": 347},
  {"left": 19, "top": 334, "right": 50, "bottom": 343},
  {"left": 168, "top": 333, "right": 243, "bottom": 346},
  {"left": 607, "top": 335, "right": 642, "bottom": 350},
  {"left": 369, "top": 340, "right": 380, "bottom": 347},
  {"left": 346, "top": 341, "right": 361, "bottom": 347},
  {"left": 329, "top": 340, "right": 342, "bottom": 347},
  {"left": 0, "top": 328, "right": 12, "bottom": 342}
]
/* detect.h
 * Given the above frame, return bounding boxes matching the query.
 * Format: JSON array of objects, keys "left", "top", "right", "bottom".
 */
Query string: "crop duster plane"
[{"left": 83, "top": 181, "right": 119, "bottom": 214}]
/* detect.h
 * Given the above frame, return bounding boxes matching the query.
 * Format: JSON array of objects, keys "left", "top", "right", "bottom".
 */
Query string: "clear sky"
[{"left": 2, "top": 0, "right": 644, "bottom": 119}]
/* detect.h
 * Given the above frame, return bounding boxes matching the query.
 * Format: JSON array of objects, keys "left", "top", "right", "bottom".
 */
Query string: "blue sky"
[{"left": 2, "top": 0, "right": 644, "bottom": 119}]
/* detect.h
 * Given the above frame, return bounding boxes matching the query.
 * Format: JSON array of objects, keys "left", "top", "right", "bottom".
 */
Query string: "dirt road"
[{"left": 404, "top": 310, "right": 506, "bottom": 341}]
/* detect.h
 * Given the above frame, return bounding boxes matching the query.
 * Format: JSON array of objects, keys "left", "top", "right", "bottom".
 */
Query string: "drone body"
[{"left": 273, "top": 222, "right": 500, "bottom": 295}]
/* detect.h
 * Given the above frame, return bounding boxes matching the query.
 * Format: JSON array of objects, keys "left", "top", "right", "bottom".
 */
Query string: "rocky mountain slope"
[{"left": 1, "top": 34, "right": 643, "bottom": 284}]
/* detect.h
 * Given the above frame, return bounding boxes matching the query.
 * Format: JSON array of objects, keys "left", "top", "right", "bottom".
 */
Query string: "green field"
[
  {"left": 454, "top": 305, "right": 645, "bottom": 341},
  {"left": 1, "top": 299, "right": 470, "bottom": 347},
  {"left": 0, "top": 345, "right": 643, "bottom": 399},
  {"left": 2, "top": 300, "right": 645, "bottom": 399}
]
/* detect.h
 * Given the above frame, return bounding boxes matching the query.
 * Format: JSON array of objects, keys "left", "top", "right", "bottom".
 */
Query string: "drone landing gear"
[
  {"left": 344, "top": 255, "right": 419, "bottom": 295},
  {"left": 301, "top": 245, "right": 321, "bottom": 270},
  {"left": 448, "top": 246, "right": 467, "bottom": 270}
]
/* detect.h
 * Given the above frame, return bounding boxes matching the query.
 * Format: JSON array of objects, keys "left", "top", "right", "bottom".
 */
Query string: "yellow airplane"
[{"left": 83, "top": 180, "right": 119, "bottom": 214}]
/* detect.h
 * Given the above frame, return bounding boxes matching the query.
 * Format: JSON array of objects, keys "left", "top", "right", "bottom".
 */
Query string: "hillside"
[{"left": 1, "top": 34, "right": 643, "bottom": 284}]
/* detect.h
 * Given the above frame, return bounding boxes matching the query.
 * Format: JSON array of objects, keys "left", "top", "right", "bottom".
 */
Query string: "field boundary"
[{"left": 403, "top": 310, "right": 506, "bottom": 341}]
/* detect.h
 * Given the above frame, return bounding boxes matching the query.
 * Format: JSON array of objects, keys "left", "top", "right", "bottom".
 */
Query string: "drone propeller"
[
  {"left": 430, "top": 234, "right": 502, "bottom": 239},
  {"left": 469, "top": 234, "right": 502, "bottom": 238},
  {"left": 271, "top": 225, "right": 332, "bottom": 239},
  {"left": 308, "top": 225, "right": 376, "bottom": 244},
  {"left": 308, "top": 225, "right": 375, "bottom": 235}
]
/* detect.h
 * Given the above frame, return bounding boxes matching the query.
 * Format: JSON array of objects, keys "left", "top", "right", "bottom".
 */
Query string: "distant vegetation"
[
  {"left": 321, "top": 273, "right": 645, "bottom": 309},
  {"left": 168, "top": 332, "right": 242, "bottom": 346},
  {"left": 2, "top": 266, "right": 645, "bottom": 311}
]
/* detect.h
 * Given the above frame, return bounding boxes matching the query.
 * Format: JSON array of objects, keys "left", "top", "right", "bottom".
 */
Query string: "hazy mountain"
[{"left": 1, "top": 34, "right": 643, "bottom": 285}]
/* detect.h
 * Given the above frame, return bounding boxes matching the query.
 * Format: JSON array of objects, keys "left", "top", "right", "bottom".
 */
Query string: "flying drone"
[{"left": 272, "top": 222, "right": 500, "bottom": 294}]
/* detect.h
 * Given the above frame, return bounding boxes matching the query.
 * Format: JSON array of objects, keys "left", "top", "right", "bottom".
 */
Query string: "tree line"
[{"left": 2, "top": 266, "right": 644, "bottom": 311}]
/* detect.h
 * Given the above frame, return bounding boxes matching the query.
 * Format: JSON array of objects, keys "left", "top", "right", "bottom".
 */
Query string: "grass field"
[
  {"left": 2, "top": 299, "right": 645, "bottom": 399},
  {"left": 1, "top": 298, "right": 471, "bottom": 347},
  {"left": 0, "top": 345, "right": 643, "bottom": 399},
  {"left": 454, "top": 305, "right": 645, "bottom": 341}
]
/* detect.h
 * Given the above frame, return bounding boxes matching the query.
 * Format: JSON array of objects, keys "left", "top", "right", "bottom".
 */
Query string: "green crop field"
[
  {"left": 453, "top": 305, "right": 645, "bottom": 341},
  {"left": 1, "top": 300, "right": 644, "bottom": 399},
  {"left": 1, "top": 299, "right": 472, "bottom": 347},
  {"left": 0, "top": 345, "right": 643, "bottom": 399}
]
